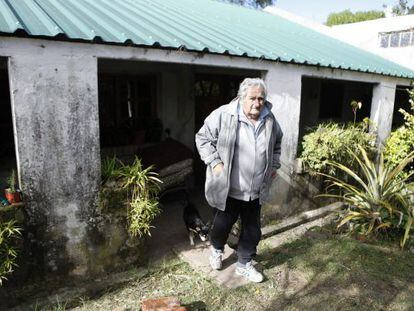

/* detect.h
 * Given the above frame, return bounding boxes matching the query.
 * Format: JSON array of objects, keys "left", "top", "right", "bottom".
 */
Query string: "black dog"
[{"left": 183, "top": 203, "right": 210, "bottom": 245}]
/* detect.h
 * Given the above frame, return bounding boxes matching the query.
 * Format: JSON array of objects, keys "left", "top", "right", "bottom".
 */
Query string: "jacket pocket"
[{"left": 206, "top": 166, "right": 228, "bottom": 207}]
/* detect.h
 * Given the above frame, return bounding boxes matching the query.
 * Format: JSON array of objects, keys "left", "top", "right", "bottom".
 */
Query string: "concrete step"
[
  {"left": 260, "top": 213, "right": 336, "bottom": 250},
  {"left": 261, "top": 202, "right": 343, "bottom": 238}
]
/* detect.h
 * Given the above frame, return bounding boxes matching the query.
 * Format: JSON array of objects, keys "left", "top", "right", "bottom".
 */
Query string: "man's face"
[{"left": 242, "top": 86, "right": 265, "bottom": 121}]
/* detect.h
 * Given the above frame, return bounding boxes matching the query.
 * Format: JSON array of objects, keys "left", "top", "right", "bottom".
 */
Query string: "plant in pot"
[{"left": 4, "top": 170, "right": 21, "bottom": 204}]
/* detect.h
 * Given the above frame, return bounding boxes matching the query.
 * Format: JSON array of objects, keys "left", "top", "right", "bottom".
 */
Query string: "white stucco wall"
[
  {"left": 265, "top": 8, "right": 414, "bottom": 71},
  {"left": 331, "top": 15, "right": 414, "bottom": 70},
  {"left": 0, "top": 36, "right": 411, "bottom": 276},
  {"left": 371, "top": 82, "right": 397, "bottom": 146}
]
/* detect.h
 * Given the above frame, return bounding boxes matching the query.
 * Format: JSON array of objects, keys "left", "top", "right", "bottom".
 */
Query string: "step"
[
  {"left": 261, "top": 202, "right": 343, "bottom": 238},
  {"left": 261, "top": 213, "right": 336, "bottom": 249}
]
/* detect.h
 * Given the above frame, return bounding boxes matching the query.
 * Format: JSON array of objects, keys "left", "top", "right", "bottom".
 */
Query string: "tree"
[
  {"left": 222, "top": 0, "right": 276, "bottom": 9},
  {"left": 392, "top": 0, "right": 414, "bottom": 15},
  {"left": 325, "top": 10, "right": 385, "bottom": 26}
]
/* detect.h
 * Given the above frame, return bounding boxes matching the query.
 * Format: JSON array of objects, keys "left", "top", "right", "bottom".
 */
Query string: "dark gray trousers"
[{"left": 210, "top": 197, "right": 261, "bottom": 264}]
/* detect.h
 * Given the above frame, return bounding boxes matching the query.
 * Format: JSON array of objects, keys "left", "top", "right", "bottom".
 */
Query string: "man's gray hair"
[{"left": 237, "top": 78, "right": 267, "bottom": 100}]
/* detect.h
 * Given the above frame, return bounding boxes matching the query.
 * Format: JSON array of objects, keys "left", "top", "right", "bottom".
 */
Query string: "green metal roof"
[{"left": 0, "top": 0, "right": 413, "bottom": 78}]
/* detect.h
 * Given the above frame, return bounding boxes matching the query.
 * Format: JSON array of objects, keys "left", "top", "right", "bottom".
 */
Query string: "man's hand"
[
  {"left": 271, "top": 169, "right": 277, "bottom": 180},
  {"left": 213, "top": 162, "right": 224, "bottom": 176}
]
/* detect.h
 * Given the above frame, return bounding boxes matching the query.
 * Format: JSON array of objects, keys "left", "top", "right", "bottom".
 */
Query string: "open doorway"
[
  {"left": 392, "top": 85, "right": 413, "bottom": 128},
  {"left": 298, "top": 77, "right": 374, "bottom": 149},
  {"left": 97, "top": 59, "right": 195, "bottom": 196},
  {"left": 0, "top": 58, "right": 17, "bottom": 194}
]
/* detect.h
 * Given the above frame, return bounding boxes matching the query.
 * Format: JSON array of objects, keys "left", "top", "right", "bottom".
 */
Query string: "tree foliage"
[
  {"left": 392, "top": 0, "right": 414, "bottom": 15},
  {"left": 325, "top": 10, "right": 385, "bottom": 26},
  {"left": 222, "top": 0, "right": 276, "bottom": 9}
]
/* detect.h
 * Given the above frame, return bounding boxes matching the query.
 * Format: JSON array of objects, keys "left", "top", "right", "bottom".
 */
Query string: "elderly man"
[{"left": 195, "top": 78, "right": 283, "bottom": 283}]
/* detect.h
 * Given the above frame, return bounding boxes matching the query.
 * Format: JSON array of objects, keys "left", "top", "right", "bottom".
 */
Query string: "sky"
[{"left": 274, "top": 0, "right": 398, "bottom": 23}]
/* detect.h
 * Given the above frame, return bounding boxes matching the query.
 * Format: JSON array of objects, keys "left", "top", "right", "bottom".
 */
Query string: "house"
[
  {"left": 0, "top": 0, "right": 413, "bottom": 279},
  {"left": 330, "top": 14, "right": 414, "bottom": 71},
  {"left": 330, "top": 14, "right": 414, "bottom": 126}
]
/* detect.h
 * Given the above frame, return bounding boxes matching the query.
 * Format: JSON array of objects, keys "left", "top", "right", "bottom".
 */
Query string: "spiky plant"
[
  {"left": 317, "top": 145, "right": 414, "bottom": 248},
  {"left": 0, "top": 220, "right": 21, "bottom": 286},
  {"left": 117, "top": 157, "right": 162, "bottom": 237}
]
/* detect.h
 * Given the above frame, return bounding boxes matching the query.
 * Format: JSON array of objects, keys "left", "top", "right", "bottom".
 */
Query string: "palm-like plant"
[
  {"left": 117, "top": 157, "right": 162, "bottom": 237},
  {"left": 317, "top": 145, "right": 414, "bottom": 248}
]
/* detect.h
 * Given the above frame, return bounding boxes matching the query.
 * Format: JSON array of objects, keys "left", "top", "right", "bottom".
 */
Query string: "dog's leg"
[{"left": 189, "top": 232, "right": 195, "bottom": 246}]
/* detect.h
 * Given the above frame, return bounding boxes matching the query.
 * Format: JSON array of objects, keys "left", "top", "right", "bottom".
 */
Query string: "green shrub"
[
  {"left": 101, "top": 157, "right": 162, "bottom": 237},
  {"left": 300, "top": 120, "right": 376, "bottom": 177},
  {"left": 0, "top": 220, "right": 21, "bottom": 285},
  {"left": 384, "top": 88, "right": 414, "bottom": 180},
  {"left": 318, "top": 145, "right": 414, "bottom": 248}
]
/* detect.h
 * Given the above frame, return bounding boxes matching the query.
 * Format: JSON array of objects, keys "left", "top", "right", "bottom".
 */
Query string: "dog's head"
[{"left": 195, "top": 222, "right": 210, "bottom": 241}]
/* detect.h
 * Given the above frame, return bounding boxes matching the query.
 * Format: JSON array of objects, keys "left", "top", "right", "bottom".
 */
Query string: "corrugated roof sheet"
[{"left": 0, "top": 0, "right": 413, "bottom": 78}]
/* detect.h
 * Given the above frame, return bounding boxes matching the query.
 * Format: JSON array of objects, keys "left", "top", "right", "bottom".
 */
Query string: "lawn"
[{"left": 59, "top": 228, "right": 414, "bottom": 311}]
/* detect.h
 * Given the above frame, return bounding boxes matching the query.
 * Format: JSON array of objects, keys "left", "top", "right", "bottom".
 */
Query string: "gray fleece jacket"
[{"left": 195, "top": 97, "right": 283, "bottom": 211}]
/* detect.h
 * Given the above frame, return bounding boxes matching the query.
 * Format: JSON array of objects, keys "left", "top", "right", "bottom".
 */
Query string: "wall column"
[
  {"left": 264, "top": 65, "right": 304, "bottom": 217},
  {"left": 370, "top": 82, "right": 396, "bottom": 147},
  {"left": 265, "top": 65, "right": 303, "bottom": 169}
]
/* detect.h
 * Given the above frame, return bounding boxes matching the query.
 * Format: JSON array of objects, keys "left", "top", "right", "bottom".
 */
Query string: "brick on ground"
[{"left": 141, "top": 296, "right": 187, "bottom": 311}]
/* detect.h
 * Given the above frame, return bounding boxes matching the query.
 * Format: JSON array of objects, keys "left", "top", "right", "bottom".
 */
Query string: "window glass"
[
  {"left": 379, "top": 33, "right": 389, "bottom": 48},
  {"left": 390, "top": 32, "right": 400, "bottom": 47},
  {"left": 400, "top": 31, "right": 411, "bottom": 47}
]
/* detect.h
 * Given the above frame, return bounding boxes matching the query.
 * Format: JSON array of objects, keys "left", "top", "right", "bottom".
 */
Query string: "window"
[
  {"left": 380, "top": 33, "right": 390, "bottom": 48},
  {"left": 390, "top": 32, "right": 400, "bottom": 47},
  {"left": 400, "top": 31, "right": 411, "bottom": 47},
  {"left": 379, "top": 29, "right": 414, "bottom": 48}
]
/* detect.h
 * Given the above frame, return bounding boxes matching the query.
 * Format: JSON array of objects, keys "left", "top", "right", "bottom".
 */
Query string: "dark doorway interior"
[
  {"left": 193, "top": 74, "right": 247, "bottom": 185},
  {"left": 0, "top": 58, "right": 17, "bottom": 192},
  {"left": 319, "top": 81, "right": 344, "bottom": 119},
  {"left": 98, "top": 73, "right": 159, "bottom": 148},
  {"left": 392, "top": 85, "right": 413, "bottom": 128},
  {"left": 194, "top": 74, "right": 244, "bottom": 132},
  {"left": 298, "top": 77, "right": 373, "bottom": 151}
]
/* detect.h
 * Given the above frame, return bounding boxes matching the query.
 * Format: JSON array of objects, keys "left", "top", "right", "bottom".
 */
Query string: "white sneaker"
[
  {"left": 235, "top": 261, "right": 264, "bottom": 283},
  {"left": 209, "top": 247, "right": 223, "bottom": 270}
]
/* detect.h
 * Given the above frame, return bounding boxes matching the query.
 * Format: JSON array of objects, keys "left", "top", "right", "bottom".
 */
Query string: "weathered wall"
[{"left": 7, "top": 47, "right": 101, "bottom": 276}]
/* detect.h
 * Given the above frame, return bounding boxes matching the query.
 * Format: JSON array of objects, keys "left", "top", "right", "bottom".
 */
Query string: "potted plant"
[{"left": 4, "top": 170, "right": 21, "bottom": 204}]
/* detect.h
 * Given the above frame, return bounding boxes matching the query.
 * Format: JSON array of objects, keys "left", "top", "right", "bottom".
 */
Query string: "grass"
[{"left": 44, "top": 230, "right": 414, "bottom": 310}]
